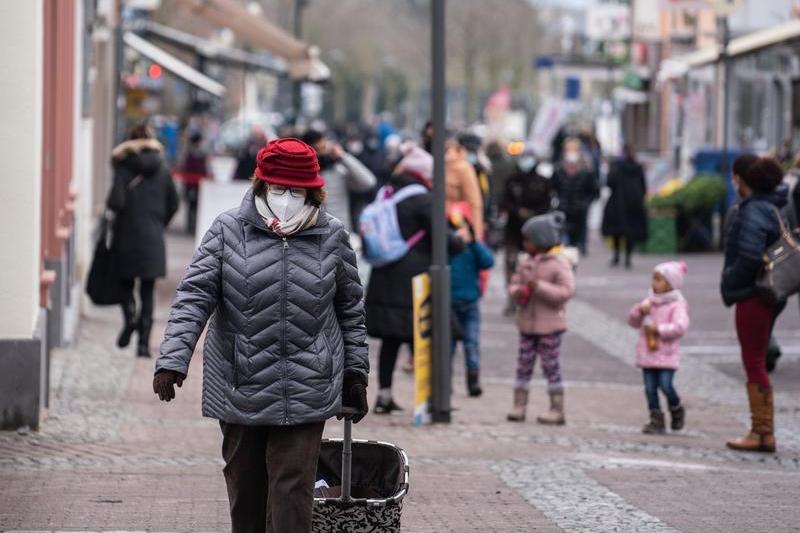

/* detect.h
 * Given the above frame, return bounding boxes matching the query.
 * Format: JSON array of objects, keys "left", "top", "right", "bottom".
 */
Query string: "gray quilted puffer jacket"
[{"left": 155, "top": 190, "right": 369, "bottom": 426}]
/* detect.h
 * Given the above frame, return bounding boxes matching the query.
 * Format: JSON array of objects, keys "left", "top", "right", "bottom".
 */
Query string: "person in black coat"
[
  {"left": 107, "top": 124, "right": 178, "bottom": 357},
  {"left": 721, "top": 157, "right": 785, "bottom": 454},
  {"left": 500, "top": 154, "right": 555, "bottom": 312},
  {"left": 553, "top": 138, "right": 599, "bottom": 255},
  {"left": 365, "top": 147, "right": 464, "bottom": 414},
  {"left": 601, "top": 145, "right": 648, "bottom": 268}
]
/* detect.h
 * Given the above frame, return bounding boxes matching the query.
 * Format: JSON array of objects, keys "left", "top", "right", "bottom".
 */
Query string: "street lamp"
[{"left": 430, "top": 0, "right": 451, "bottom": 424}]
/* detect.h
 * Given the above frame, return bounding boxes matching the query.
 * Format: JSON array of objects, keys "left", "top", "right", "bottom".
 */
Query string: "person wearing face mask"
[
  {"left": 721, "top": 156, "right": 787, "bottom": 453},
  {"left": 457, "top": 132, "right": 492, "bottom": 223},
  {"left": 445, "top": 140, "right": 485, "bottom": 239},
  {"left": 301, "top": 129, "right": 377, "bottom": 237},
  {"left": 553, "top": 138, "right": 599, "bottom": 255},
  {"left": 500, "top": 151, "right": 556, "bottom": 314},
  {"left": 153, "top": 138, "right": 369, "bottom": 533}
]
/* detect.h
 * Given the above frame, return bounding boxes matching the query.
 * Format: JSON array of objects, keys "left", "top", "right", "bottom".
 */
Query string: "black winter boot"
[
  {"left": 137, "top": 318, "right": 152, "bottom": 358},
  {"left": 117, "top": 302, "right": 138, "bottom": 348},
  {"left": 669, "top": 404, "right": 685, "bottom": 431},
  {"left": 642, "top": 410, "right": 666, "bottom": 434},
  {"left": 467, "top": 371, "right": 483, "bottom": 397}
]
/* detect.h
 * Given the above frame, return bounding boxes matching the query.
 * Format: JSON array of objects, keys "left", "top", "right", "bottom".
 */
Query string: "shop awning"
[
  {"left": 175, "top": 0, "right": 330, "bottom": 82},
  {"left": 123, "top": 32, "right": 227, "bottom": 97},
  {"left": 658, "top": 19, "right": 800, "bottom": 81}
]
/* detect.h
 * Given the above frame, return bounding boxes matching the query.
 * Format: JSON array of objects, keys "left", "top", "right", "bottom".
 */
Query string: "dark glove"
[
  {"left": 338, "top": 373, "right": 368, "bottom": 424},
  {"left": 153, "top": 370, "right": 185, "bottom": 402}
]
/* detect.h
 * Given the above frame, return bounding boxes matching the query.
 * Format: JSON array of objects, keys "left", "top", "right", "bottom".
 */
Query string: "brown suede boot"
[
  {"left": 726, "top": 383, "right": 776, "bottom": 453},
  {"left": 507, "top": 389, "right": 529, "bottom": 422},
  {"left": 536, "top": 391, "right": 566, "bottom": 425}
]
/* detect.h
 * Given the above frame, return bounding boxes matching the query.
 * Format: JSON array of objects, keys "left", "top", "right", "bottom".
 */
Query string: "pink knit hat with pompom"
[{"left": 654, "top": 261, "right": 688, "bottom": 290}]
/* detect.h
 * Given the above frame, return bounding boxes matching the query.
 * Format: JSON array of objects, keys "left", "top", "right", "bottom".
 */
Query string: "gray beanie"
[{"left": 521, "top": 211, "right": 565, "bottom": 250}]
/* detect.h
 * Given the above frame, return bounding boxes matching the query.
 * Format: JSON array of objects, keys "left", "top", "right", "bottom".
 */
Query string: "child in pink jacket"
[
  {"left": 507, "top": 212, "right": 576, "bottom": 425},
  {"left": 628, "top": 261, "right": 690, "bottom": 434}
]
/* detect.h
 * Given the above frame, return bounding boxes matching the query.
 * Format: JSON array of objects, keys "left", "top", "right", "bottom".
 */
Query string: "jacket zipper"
[
  {"left": 281, "top": 237, "right": 289, "bottom": 424},
  {"left": 232, "top": 336, "right": 239, "bottom": 390}
]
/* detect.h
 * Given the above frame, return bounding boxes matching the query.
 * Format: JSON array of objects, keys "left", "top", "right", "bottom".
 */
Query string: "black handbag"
[
  {"left": 755, "top": 206, "right": 800, "bottom": 305},
  {"left": 86, "top": 214, "right": 123, "bottom": 306}
]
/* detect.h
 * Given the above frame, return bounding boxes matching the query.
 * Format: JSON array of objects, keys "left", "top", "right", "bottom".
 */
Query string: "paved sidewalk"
[{"left": 2, "top": 231, "right": 800, "bottom": 532}]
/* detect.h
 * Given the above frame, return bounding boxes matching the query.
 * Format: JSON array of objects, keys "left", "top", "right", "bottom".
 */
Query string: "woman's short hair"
[
  {"left": 251, "top": 177, "right": 326, "bottom": 207},
  {"left": 743, "top": 157, "right": 784, "bottom": 193},
  {"left": 732, "top": 153, "right": 758, "bottom": 179}
]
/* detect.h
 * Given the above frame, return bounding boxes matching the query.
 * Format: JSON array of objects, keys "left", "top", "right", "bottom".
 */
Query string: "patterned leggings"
[{"left": 515, "top": 332, "right": 564, "bottom": 392}]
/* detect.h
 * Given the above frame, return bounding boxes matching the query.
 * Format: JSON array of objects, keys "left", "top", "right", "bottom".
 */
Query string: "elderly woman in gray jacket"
[{"left": 152, "top": 138, "right": 369, "bottom": 533}]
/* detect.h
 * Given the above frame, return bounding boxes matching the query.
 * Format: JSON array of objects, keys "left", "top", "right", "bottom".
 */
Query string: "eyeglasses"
[{"left": 270, "top": 185, "right": 306, "bottom": 198}]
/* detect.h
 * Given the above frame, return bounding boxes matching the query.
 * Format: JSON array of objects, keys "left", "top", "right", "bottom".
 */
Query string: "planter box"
[{"left": 643, "top": 209, "right": 677, "bottom": 254}]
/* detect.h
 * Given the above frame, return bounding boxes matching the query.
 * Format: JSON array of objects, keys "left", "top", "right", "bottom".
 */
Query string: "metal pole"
[
  {"left": 719, "top": 16, "right": 731, "bottom": 180},
  {"left": 341, "top": 419, "right": 352, "bottom": 501},
  {"left": 291, "top": 0, "right": 305, "bottom": 125},
  {"left": 430, "top": 0, "right": 451, "bottom": 424}
]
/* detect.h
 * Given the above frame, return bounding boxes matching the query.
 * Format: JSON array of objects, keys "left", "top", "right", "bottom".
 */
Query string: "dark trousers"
[
  {"left": 612, "top": 235, "right": 634, "bottom": 265},
  {"left": 220, "top": 421, "right": 325, "bottom": 533},
  {"left": 378, "top": 337, "right": 408, "bottom": 389},
  {"left": 642, "top": 368, "right": 680, "bottom": 411},
  {"left": 564, "top": 211, "right": 588, "bottom": 255},
  {"left": 120, "top": 278, "right": 155, "bottom": 321}
]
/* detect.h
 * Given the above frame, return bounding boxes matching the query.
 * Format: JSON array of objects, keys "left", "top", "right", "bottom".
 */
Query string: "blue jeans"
[
  {"left": 642, "top": 368, "right": 681, "bottom": 411},
  {"left": 451, "top": 300, "right": 481, "bottom": 372}
]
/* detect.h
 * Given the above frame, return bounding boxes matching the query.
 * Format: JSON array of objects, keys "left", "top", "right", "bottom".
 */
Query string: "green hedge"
[{"left": 648, "top": 175, "right": 726, "bottom": 215}]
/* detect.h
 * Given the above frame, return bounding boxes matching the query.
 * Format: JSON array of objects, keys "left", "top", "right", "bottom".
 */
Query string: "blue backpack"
[{"left": 359, "top": 184, "right": 427, "bottom": 267}]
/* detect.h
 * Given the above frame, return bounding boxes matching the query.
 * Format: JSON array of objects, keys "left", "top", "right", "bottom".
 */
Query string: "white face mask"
[
  {"left": 267, "top": 186, "right": 307, "bottom": 221},
  {"left": 564, "top": 151, "right": 580, "bottom": 164},
  {"left": 518, "top": 156, "right": 536, "bottom": 174}
]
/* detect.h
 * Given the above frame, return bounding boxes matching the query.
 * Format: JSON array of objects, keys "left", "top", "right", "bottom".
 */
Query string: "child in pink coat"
[
  {"left": 628, "top": 261, "right": 690, "bottom": 434},
  {"left": 507, "top": 212, "right": 576, "bottom": 425}
]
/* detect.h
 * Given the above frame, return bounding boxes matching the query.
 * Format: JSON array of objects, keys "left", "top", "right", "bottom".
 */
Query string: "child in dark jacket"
[{"left": 449, "top": 203, "right": 495, "bottom": 396}]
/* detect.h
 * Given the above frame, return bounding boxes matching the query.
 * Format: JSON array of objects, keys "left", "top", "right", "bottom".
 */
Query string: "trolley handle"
[{"left": 339, "top": 407, "right": 358, "bottom": 502}]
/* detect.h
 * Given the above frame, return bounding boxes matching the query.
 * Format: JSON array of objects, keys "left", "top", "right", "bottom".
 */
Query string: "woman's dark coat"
[
  {"left": 601, "top": 158, "right": 648, "bottom": 242},
  {"left": 365, "top": 173, "right": 464, "bottom": 341},
  {"left": 107, "top": 139, "right": 178, "bottom": 280},
  {"left": 721, "top": 187, "right": 786, "bottom": 307}
]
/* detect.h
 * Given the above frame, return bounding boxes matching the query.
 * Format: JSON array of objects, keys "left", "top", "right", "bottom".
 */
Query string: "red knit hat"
[{"left": 254, "top": 138, "right": 325, "bottom": 188}]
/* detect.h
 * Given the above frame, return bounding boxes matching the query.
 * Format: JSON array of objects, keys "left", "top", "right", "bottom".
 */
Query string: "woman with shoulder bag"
[
  {"left": 721, "top": 157, "right": 787, "bottom": 453},
  {"left": 107, "top": 124, "right": 178, "bottom": 357}
]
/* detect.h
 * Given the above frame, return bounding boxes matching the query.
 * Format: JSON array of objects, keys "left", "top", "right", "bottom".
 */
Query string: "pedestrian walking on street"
[
  {"left": 721, "top": 156, "right": 787, "bottom": 453},
  {"left": 501, "top": 152, "right": 556, "bottom": 314},
  {"left": 627, "top": 261, "right": 690, "bottom": 434},
  {"left": 232, "top": 126, "right": 267, "bottom": 181},
  {"left": 177, "top": 131, "right": 210, "bottom": 235},
  {"left": 602, "top": 144, "right": 648, "bottom": 269},
  {"left": 724, "top": 154, "right": 786, "bottom": 374},
  {"left": 301, "top": 129, "right": 377, "bottom": 234},
  {"left": 107, "top": 124, "right": 178, "bottom": 357},
  {"left": 446, "top": 139, "right": 485, "bottom": 239},
  {"left": 553, "top": 138, "right": 599, "bottom": 256},
  {"left": 365, "top": 145, "right": 465, "bottom": 414},
  {"left": 507, "top": 211, "right": 576, "bottom": 424},
  {"left": 153, "top": 137, "right": 370, "bottom": 533},
  {"left": 448, "top": 203, "right": 495, "bottom": 397}
]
